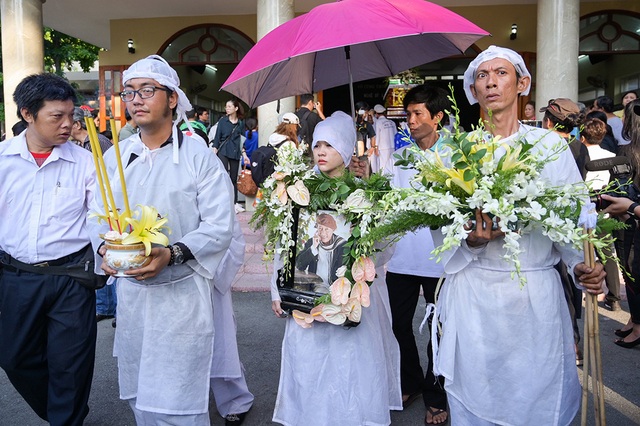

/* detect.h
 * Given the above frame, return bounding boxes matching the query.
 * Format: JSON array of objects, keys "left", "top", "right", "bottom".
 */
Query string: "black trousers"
[
  {"left": 218, "top": 154, "right": 240, "bottom": 204},
  {"left": 617, "top": 221, "right": 640, "bottom": 324},
  {"left": 0, "top": 267, "right": 96, "bottom": 426},
  {"left": 386, "top": 271, "right": 447, "bottom": 411}
]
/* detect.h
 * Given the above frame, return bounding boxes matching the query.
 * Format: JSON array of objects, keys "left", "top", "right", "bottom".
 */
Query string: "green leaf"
[{"left": 463, "top": 169, "right": 475, "bottom": 182}]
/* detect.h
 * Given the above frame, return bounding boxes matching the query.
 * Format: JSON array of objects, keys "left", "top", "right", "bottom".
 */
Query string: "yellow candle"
[
  {"left": 85, "top": 117, "right": 112, "bottom": 230},
  {"left": 109, "top": 118, "right": 131, "bottom": 222},
  {"left": 86, "top": 117, "right": 121, "bottom": 233}
]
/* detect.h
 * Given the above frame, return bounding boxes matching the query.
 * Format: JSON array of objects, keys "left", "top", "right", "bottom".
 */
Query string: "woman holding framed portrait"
[{"left": 269, "top": 112, "right": 402, "bottom": 426}]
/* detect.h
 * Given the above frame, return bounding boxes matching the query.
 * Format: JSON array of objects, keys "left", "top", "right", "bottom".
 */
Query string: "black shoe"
[
  {"left": 604, "top": 300, "right": 621, "bottom": 311},
  {"left": 615, "top": 328, "right": 633, "bottom": 338},
  {"left": 96, "top": 314, "right": 114, "bottom": 322},
  {"left": 112, "top": 318, "right": 117, "bottom": 328},
  {"left": 225, "top": 411, "right": 249, "bottom": 425},
  {"left": 614, "top": 335, "right": 640, "bottom": 348}
]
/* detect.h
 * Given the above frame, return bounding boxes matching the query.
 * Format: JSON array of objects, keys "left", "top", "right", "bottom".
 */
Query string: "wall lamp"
[
  {"left": 128, "top": 39, "right": 135, "bottom": 54},
  {"left": 510, "top": 24, "right": 518, "bottom": 41}
]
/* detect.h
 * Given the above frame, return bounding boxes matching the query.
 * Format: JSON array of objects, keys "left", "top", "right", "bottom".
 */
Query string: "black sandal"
[{"left": 425, "top": 406, "right": 449, "bottom": 425}]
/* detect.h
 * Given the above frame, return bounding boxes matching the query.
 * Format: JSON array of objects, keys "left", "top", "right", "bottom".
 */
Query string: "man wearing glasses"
[{"left": 89, "top": 55, "right": 238, "bottom": 425}]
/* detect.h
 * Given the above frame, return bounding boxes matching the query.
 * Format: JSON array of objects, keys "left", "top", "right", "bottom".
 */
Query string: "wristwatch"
[
  {"left": 627, "top": 202, "right": 639, "bottom": 219},
  {"left": 167, "top": 244, "right": 185, "bottom": 266},
  {"left": 171, "top": 244, "right": 185, "bottom": 265}
]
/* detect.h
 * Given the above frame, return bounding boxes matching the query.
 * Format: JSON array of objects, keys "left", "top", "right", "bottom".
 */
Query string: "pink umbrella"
[{"left": 222, "top": 0, "right": 489, "bottom": 114}]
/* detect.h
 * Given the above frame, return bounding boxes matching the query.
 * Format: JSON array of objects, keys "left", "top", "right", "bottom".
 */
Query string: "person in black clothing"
[
  {"left": 295, "top": 93, "right": 324, "bottom": 145},
  {"left": 213, "top": 99, "right": 245, "bottom": 207},
  {"left": 355, "top": 101, "right": 376, "bottom": 156}
]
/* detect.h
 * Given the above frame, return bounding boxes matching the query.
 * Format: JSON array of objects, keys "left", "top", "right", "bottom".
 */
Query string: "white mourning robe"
[
  {"left": 88, "top": 133, "right": 235, "bottom": 415},
  {"left": 433, "top": 125, "right": 586, "bottom": 425},
  {"left": 270, "top": 250, "right": 402, "bottom": 426}
]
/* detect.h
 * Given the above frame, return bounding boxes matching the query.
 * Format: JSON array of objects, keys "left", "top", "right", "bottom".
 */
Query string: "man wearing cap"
[
  {"left": 433, "top": 46, "right": 606, "bottom": 425},
  {"left": 540, "top": 98, "right": 589, "bottom": 179},
  {"left": 372, "top": 104, "right": 397, "bottom": 173},
  {"left": 89, "top": 55, "right": 239, "bottom": 425},
  {"left": 296, "top": 212, "right": 348, "bottom": 292}
]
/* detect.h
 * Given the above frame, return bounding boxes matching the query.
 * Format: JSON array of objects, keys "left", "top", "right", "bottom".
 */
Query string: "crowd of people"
[{"left": 0, "top": 44, "right": 638, "bottom": 426}]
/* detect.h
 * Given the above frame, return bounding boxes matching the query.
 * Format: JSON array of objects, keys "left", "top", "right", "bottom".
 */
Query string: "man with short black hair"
[
  {"left": 0, "top": 73, "right": 97, "bottom": 425},
  {"left": 384, "top": 84, "right": 450, "bottom": 425},
  {"left": 295, "top": 93, "right": 324, "bottom": 144},
  {"left": 196, "top": 106, "right": 210, "bottom": 128},
  {"left": 592, "top": 95, "right": 625, "bottom": 146}
]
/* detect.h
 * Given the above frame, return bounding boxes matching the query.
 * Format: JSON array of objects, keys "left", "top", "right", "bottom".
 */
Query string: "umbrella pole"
[{"left": 344, "top": 46, "right": 355, "bottom": 119}]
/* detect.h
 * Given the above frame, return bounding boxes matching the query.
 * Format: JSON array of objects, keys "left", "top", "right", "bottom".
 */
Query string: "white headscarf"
[
  {"left": 463, "top": 45, "right": 531, "bottom": 105},
  {"left": 123, "top": 55, "right": 192, "bottom": 163},
  {"left": 312, "top": 111, "right": 356, "bottom": 167}
]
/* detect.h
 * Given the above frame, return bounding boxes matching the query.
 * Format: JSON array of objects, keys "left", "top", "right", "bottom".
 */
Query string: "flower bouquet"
[
  {"left": 367, "top": 89, "right": 617, "bottom": 286},
  {"left": 96, "top": 205, "right": 170, "bottom": 277},
  {"left": 251, "top": 141, "right": 393, "bottom": 327}
]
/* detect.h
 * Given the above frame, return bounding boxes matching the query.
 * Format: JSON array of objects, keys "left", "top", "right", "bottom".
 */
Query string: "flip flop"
[
  {"left": 402, "top": 391, "right": 422, "bottom": 409},
  {"left": 425, "top": 406, "right": 449, "bottom": 425}
]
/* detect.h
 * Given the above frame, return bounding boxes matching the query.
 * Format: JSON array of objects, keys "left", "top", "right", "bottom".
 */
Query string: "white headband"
[
  {"left": 463, "top": 45, "right": 531, "bottom": 105},
  {"left": 123, "top": 55, "right": 192, "bottom": 163}
]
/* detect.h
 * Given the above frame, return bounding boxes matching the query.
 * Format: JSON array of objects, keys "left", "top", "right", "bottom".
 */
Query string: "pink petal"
[
  {"left": 350, "top": 281, "right": 371, "bottom": 308},
  {"left": 330, "top": 277, "right": 351, "bottom": 305},
  {"left": 362, "top": 257, "right": 376, "bottom": 281},
  {"left": 351, "top": 258, "right": 365, "bottom": 282},
  {"left": 345, "top": 298, "right": 362, "bottom": 323},
  {"left": 292, "top": 310, "right": 314, "bottom": 328}
]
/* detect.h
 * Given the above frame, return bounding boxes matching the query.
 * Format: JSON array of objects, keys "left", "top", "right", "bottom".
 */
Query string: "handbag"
[{"left": 237, "top": 165, "right": 258, "bottom": 196}]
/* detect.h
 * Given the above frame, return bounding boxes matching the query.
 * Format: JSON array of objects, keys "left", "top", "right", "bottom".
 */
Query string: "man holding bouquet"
[{"left": 433, "top": 46, "right": 606, "bottom": 425}]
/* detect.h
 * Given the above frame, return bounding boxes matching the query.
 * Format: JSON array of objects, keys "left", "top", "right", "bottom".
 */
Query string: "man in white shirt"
[
  {"left": 384, "top": 85, "right": 450, "bottom": 425},
  {"left": 0, "top": 73, "right": 97, "bottom": 425},
  {"left": 372, "top": 104, "right": 397, "bottom": 173}
]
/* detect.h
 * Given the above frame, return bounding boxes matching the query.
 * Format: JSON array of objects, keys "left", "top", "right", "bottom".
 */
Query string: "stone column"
[
  {"left": 250, "top": 0, "right": 294, "bottom": 210},
  {"left": 535, "top": 0, "right": 580, "bottom": 119},
  {"left": 1, "top": 0, "right": 45, "bottom": 134},
  {"left": 256, "top": 0, "right": 295, "bottom": 146}
]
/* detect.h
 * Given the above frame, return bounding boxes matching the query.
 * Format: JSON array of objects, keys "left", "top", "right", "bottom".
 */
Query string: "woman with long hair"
[
  {"left": 213, "top": 99, "right": 245, "bottom": 211},
  {"left": 606, "top": 99, "right": 640, "bottom": 347}
]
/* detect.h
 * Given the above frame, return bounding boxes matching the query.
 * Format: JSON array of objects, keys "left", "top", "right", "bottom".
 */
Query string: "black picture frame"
[{"left": 277, "top": 207, "right": 351, "bottom": 314}]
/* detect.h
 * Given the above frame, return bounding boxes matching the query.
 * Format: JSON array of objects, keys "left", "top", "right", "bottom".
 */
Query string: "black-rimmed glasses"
[{"left": 120, "top": 86, "right": 172, "bottom": 102}]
